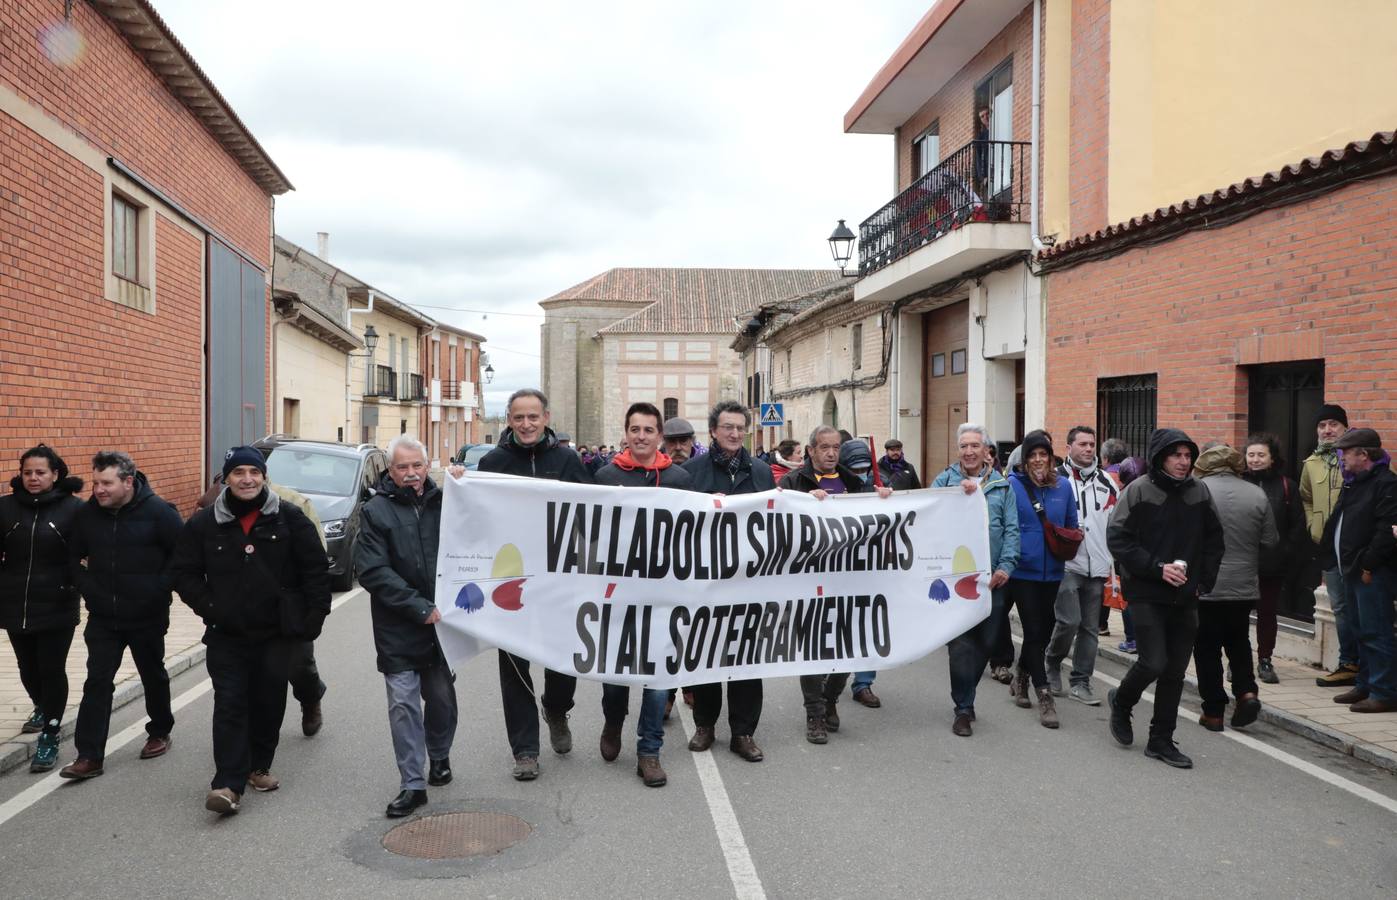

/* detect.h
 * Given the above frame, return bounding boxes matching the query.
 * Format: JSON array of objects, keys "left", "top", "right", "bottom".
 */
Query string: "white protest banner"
[{"left": 433, "top": 471, "right": 991, "bottom": 688}]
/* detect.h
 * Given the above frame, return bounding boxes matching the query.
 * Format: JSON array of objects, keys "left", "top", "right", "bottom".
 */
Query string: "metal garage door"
[{"left": 207, "top": 237, "right": 266, "bottom": 477}]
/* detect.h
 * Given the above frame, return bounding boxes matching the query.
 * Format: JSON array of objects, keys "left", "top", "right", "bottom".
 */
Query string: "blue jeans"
[
  {"left": 1327, "top": 567, "right": 1360, "bottom": 666},
  {"left": 851, "top": 671, "right": 876, "bottom": 694},
  {"left": 601, "top": 685, "right": 667, "bottom": 756},
  {"left": 1122, "top": 604, "right": 1136, "bottom": 642},
  {"left": 948, "top": 588, "right": 1006, "bottom": 715},
  {"left": 1351, "top": 568, "right": 1397, "bottom": 702}
]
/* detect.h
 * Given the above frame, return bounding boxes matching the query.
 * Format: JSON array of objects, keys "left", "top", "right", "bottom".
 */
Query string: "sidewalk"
[
  {"left": 0, "top": 603, "right": 208, "bottom": 776},
  {"left": 1094, "top": 609, "right": 1397, "bottom": 775}
]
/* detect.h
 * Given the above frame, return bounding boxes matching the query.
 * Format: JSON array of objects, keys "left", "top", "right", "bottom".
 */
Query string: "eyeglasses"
[{"left": 715, "top": 424, "right": 748, "bottom": 434}]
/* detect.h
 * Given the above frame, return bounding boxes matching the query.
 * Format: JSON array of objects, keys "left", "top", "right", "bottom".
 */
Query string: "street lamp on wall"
[
  {"left": 484, "top": 363, "right": 495, "bottom": 384},
  {"left": 828, "top": 219, "right": 856, "bottom": 275},
  {"left": 362, "top": 323, "right": 379, "bottom": 356}
]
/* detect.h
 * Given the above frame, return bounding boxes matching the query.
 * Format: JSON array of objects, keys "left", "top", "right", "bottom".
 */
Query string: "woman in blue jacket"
[{"left": 1008, "top": 431, "right": 1078, "bottom": 729}]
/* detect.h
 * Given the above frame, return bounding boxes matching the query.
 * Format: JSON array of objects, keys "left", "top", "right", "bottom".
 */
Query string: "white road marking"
[
  {"left": 1013, "top": 632, "right": 1397, "bottom": 817},
  {"left": 675, "top": 701, "right": 767, "bottom": 900},
  {"left": 0, "top": 588, "right": 364, "bottom": 829}
]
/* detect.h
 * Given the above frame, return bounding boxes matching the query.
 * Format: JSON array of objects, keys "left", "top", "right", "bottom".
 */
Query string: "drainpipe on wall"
[
  {"left": 1030, "top": 0, "right": 1042, "bottom": 245},
  {"left": 888, "top": 311, "right": 899, "bottom": 441}
]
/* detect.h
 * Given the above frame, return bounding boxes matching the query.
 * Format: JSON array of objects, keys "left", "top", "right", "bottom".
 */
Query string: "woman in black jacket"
[
  {"left": 0, "top": 445, "right": 85, "bottom": 772},
  {"left": 1244, "top": 433, "right": 1307, "bottom": 684}
]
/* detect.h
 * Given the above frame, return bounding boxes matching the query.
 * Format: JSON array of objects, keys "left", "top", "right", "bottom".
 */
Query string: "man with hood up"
[
  {"left": 1192, "top": 444, "right": 1278, "bottom": 733},
  {"left": 1106, "top": 428, "right": 1225, "bottom": 769},
  {"left": 478, "top": 388, "right": 591, "bottom": 781}
]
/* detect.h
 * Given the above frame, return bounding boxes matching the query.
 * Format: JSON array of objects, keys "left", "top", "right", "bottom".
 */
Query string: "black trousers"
[
  {"left": 7, "top": 626, "right": 75, "bottom": 735},
  {"left": 691, "top": 679, "right": 763, "bottom": 736},
  {"left": 206, "top": 636, "right": 294, "bottom": 794},
  {"left": 498, "top": 650, "right": 576, "bottom": 757},
  {"left": 74, "top": 616, "right": 173, "bottom": 762},
  {"left": 1194, "top": 601, "right": 1259, "bottom": 717},
  {"left": 1115, "top": 602, "right": 1199, "bottom": 741},
  {"left": 1008, "top": 578, "right": 1060, "bottom": 689},
  {"left": 988, "top": 594, "right": 1016, "bottom": 669},
  {"left": 287, "top": 640, "right": 326, "bottom": 705},
  {"left": 797, "top": 674, "right": 847, "bottom": 720}
]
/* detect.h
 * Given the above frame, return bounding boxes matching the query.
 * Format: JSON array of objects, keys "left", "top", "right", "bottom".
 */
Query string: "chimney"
[{"left": 316, "top": 231, "right": 330, "bottom": 260}]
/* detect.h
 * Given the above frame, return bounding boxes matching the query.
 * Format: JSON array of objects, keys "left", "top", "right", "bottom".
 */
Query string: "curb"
[
  {"left": 0, "top": 644, "right": 207, "bottom": 777},
  {"left": 1095, "top": 641, "right": 1397, "bottom": 776}
]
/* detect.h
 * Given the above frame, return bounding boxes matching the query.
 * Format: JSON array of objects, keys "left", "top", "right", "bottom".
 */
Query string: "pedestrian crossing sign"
[{"left": 759, "top": 403, "right": 784, "bottom": 427}]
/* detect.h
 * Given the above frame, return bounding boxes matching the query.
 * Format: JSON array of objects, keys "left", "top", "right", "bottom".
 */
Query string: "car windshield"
[
  {"left": 464, "top": 445, "right": 492, "bottom": 466},
  {"left": 265, "top": 449, "right": 360, "bottom": 497}
]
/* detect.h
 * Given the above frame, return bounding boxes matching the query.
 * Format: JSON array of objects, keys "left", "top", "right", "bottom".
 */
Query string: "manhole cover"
[{"left": 382, "top": 812, "right": 532, "bottom": 860}]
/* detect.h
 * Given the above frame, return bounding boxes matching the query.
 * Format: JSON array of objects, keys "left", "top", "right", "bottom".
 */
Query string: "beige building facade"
[{"left": 421, "top": 322, "right": 487, "bottom": 467}]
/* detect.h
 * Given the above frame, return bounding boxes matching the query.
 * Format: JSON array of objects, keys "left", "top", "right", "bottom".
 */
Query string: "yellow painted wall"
[
  {"left": 1040, "top": 0, "right": 1074, "bottom": 240},
  {"left": 276, "top": 327, "right": 350, "bottom": 442},
  {"left": 1108, "top": 0, "right": 1397, "bottom": 225}
]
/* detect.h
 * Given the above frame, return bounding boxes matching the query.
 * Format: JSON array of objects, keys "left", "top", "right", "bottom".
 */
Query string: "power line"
[{"left": 409, "top": 303, "right": 545, "bottom": 318}]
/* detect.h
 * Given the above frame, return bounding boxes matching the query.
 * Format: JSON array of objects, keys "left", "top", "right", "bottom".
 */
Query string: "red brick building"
[{"left": 1, "top": 0, "right": 291, "bottom": 511}]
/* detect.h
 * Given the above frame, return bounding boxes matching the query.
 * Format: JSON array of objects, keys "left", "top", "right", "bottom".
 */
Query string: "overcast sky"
[{"left": 154, "top": 0, "right": 930, "bottom": 413}]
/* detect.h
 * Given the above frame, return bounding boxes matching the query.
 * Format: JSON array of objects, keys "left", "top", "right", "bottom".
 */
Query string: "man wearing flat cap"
[
  {"left": 1321, "top": 428, "right": 1397, "bottom": 713},
  {"left": 662, "top": 417, "right": 699, "bottom": 465},
  {"left": 878, "top": 439, "right": 922, "bottom": 491}
]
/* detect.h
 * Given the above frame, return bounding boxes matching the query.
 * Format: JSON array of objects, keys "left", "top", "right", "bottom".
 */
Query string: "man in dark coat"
[
  {"left": 1106, "top": 428, "right": 1225, "bottom": 769},
  {"left": 683, "top": 400, "right": 775, "bottom": 762},
  {"left": 877, "top": 439, "right": 922, "bottom": 491},
  {"left": 60, "top": 451, "right": 183, "bottom": 782},
  {"left": 478, "top": 388, "right": 590, "bottom": 781},
  {"left": 356, "top": 435, "right": 460, "bottom": 817},
  {"left": 172, "top": 446, "right": 330, "bottom": 816}
]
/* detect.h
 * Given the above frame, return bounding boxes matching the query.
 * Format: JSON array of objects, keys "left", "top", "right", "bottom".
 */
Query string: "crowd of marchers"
[{"left": 3, "top": 395, "right": 1393, "bottom": 819}]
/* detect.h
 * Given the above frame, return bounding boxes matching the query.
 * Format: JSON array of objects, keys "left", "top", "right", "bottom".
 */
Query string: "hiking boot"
[
  {"left": 1117, "top": 640, "right": 1138, "bottom": 655},
  {"left": 428, "top": 757, "right": 452, "bottom": 786},
  {"left": 1145, "top": 738, "right": 1193, "bottom": 769},
  {"left": 1036, "top": 687, "right": 1060, "bottom": 729},
  {"left": 1315, "top": 663, "right": 1358, "bottom": 687},
  {"left": 1010, "top": 670, "right": 1032, "bottom": 709},
  {"left": 248, "top": 769, "right": 280, "bottom": 792},
  {"left": 824, "top": 700, "right": 840, "bottom": 732},
  {"left": 1069, "top": 683, "right": 1101, "bottom": 706},
  {"left": 301, "top": 701, "right": 323, "bottom": 737},
  {"left": 853, "top": 688, "right": 881, "bottom": 708},
  {"left": 1198, "top": 713, "right": 1224, "bottom": 732},
  {"left": 1334, "top": 687, "right": 1369, "bottom": 704},
  {"left": 21, "top": 708, "right": 44, "bottom": 734},
  {"left": 990, "top": 665, "right": 1013, "bottom": 684},
  {"left": 1046, "top": 666, "right": 1065, "bottom": 697},
  {"left": 805, "top": 715, "right": 828, "bottom": 745},
  {"left": 1257, "top": 659, "right": 1279, "bottom": 685},
  {"left": 511, "top": 755, "right": 539, "bottom": 781},
  {"left": 140, "top": 735, "right": 172, "bottom": 759},
  {"left": 636, "top": 756, "right": 667, "bottom": 787},
  {"left": 542, "top": 710, "right": 572, "bottom": 754},
  {"left": 729, "top": 735, "right": 764, "bottom": 762},
  {"left": 31, "top": 733, "right": 60, "bottom": 773},
  {"left": 205, "top": 788, "right": 241, "bottom": 815},
  {"left": 59, "top": 757, "right": 103, "bottom": 780},
  {"left": 1350, "top": 697, "right": 1397, "bottom": 714},
  {"left": 952, "top": 713, "right": 973, "bottom": 737},
  {"left": 687, "top": 725, "right": 715, "bottom": 752},
  {"left": 1231, "top": 693, "right": 1262, "bottom": 728},
  {"left": 600, "top": 720, "right": 623, "bottom": 762},
  {"left": 1108, "top": 688, "right": 1133, "bottom": 747}
]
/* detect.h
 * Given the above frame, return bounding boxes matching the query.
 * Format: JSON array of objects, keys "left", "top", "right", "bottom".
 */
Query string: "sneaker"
[
  {"left": 31, "top": 733, "right": 60, "bottom": 773},
  {"left": 1118, "top": 640, "right": 1137, "bottom": 655},
  {"left": 636, "top": 756, "right": 667, "bottom": 787},
  {"left": 511, "top": 755, "right": 540, "bottom": 781},
  {"left": 21, "top": 708, "right": 44, "bottom": 734},
  {"left": 1046, "top": 666, "right": 1065, "bottom": 697},
  {"left": 248, "top": 769, "right": 280, "bottom": 792},
  {"left": 205, "top": 788, "right": 241, "bottom": 815},
  {"left": 805, "top": 715, "right": 828, "bottom": 745},
  {"left": 59, "top": 757, "right": 104, "bottom": 780},
  {"left": 1315, "top": 662, "right": 1359, "bottom": 687},
  {"left": 824, "top": 700, "right": 840, "bottom": 732},
  {"left": 1107, "top": 688, "right": 1133, "bottom": 747},
  {"left": 542, "top": 710, "right": 572, "bottom": 754},
  {"left": 1144, "top": 738, "right": 1193, "bottom": 769},
  {"left": 1257, "top": 658, "right": 1279, "bottom": 685},
  {"left": 1069, "top": 683, "right": 1101, "bottom": 706}
]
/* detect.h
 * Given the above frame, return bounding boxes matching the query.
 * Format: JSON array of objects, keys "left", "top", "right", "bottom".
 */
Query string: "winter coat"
[
  {"left": 1244, "top": 468, "right": 1306, "bottom": 578},
  {"left": 877, "top": 456, "right": 922, "bottom": 491},
  {"left": 1319, "top": 461, "right": 1397, "bottom": 579},
  {"left": 478, "top": 427, "right": 592, "bottom": 483},
  {"left": 355, "top": 472, "right": 447, "bottom": 674},
  {"left": 1008, "top": 472, "right": 1078, "bottom": 583},
  {"left": 1106, "top": 428, "right": 1225, "bottom": 606},
  {"left": 684, "top": 447, "right": 775, "bottom": 495},
  {"left": 69, "top": 473, "right": 183, "bottom": 628},
  {"left": 778, "top": 460, "right": 866, "bottom": 495},
  {"left": 1300, "top": 447, "right": 1344, "bottom": 545},
  {"left": 594, "top": 450, "right": 694, "bottom": 489},
  {"left": 1195, "top": 449, "right": 1279, "bottom": 602},
  {"left": 933, "top": 463, "right": 1020, "bottom": 576},
  {"left": 171, "top": 488, "right": 331, "bottom": 643},
  {"left": 1056, "top": 459, "right": 1118, "bottom": 579},
  {"left": 0, "top": 476, "right": 85, "bottom": 633}
]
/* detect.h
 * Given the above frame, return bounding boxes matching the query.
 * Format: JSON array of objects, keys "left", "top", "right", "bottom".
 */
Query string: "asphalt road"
[{"left": 1, "top": 590, "right": 1394, "bottom": 899}]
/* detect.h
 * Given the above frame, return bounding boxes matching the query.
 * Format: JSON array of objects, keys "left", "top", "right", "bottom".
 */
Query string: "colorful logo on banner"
[
  {"left": 929, "top": 545, "right": 981, "bottom": 603},
  {"left": 455, "top": 543, "right": 529, "bottom": 613}
]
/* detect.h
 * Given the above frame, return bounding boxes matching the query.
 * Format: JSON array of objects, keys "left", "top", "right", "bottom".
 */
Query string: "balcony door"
[{"left": 974, "top": 60, "right": 1014, "bottom": 200}]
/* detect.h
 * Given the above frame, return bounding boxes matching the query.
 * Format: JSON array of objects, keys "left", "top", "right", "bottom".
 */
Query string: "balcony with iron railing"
[
  {"left": 402, "top": 372, "right": 427, "bottom": 402},
  {"left": 854, "top": 139, "right": 1032, "bottom": 303},
  {"left": 365, "top": 364, "right": 397, "bottom": 399},
  {"left": 441, "top": 379, "right": 463, "bottom": 401}
]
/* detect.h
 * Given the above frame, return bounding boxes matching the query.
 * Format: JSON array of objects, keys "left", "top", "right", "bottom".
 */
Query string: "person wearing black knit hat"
[{"left": 1302, "top": 403, "right": 1360, "bottom": 687}]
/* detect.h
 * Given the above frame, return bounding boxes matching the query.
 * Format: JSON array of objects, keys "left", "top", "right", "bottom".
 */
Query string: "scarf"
[
  {"left": 226, "top": 487, "right": 268, "bottom": 518},
  {"left": 878, "top": 454, "right": 908, "bottom": 474},
  {"left": 709, "top": 442, "right": 744, "bottom": 479}
]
